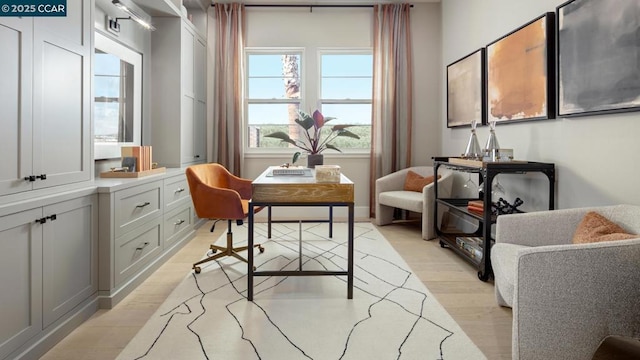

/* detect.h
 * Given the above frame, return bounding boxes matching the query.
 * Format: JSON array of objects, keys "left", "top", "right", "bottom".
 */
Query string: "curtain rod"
[{"left": 211, "top": 3, "right": 413, "bottom": 8}]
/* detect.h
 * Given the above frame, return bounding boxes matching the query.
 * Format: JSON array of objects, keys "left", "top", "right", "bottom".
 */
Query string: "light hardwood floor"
[{"left": 40, "top": 220, "right": 512, "bottom": 360}]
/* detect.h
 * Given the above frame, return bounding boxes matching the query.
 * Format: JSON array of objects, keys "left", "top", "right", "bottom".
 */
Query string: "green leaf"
[
  {"left": 335, "top": 129, "right": 361, "bottom": 139},
  {"left": 325, "top": 143, "right": 342, "bottom": 152},
  {"left": 295, "top": 118, "right": 315, "bottom": 131},
  {"left": 264, "top": 131, "right": 298, "bottom": 146},
  {"left": 292, "top": 151, "right": 301, "bottom": 164}
]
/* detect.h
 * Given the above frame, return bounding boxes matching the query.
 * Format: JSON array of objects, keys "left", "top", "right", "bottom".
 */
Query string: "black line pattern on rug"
[{"left": 126, "top": 223, "right": 466, "bottom": 360}]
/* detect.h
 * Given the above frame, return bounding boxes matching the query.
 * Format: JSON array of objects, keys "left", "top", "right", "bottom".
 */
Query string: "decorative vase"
[
  {"left": 307, "top": 154, "right": 324, "bottom": 168},
  {"left": 463, "top": 120, "right": 482, "bottom": 159},
  {"left": 484, "top": 120, "right": 500, "bottom": 161}
]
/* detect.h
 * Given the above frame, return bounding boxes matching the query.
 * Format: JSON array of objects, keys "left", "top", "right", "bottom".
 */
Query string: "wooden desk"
[{"left": 247, "top": 166, "right": 355, "bottom": 301}]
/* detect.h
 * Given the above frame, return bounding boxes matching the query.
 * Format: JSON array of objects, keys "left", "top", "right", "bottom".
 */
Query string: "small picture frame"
[{"left": 121, "top": 156, "right": 137, "bottom": 172}]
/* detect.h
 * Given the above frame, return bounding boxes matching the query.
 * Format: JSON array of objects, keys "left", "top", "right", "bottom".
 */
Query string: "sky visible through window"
[{"left": 248, "top": 53, "right": 372, "bottom": 126}]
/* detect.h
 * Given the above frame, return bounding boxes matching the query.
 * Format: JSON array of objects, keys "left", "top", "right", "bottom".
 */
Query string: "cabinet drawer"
[
  {"left": 115, "top": 181, "right": 162, "bottom": 237},
  {"left": 163, "top": 204, "right": 193, "bottom": 247},
  {"left": 115, "top": 219, "right": 162, "bottom": 286},
  {"left": 164, "top": 175, "right": 190, "bottom": 211}
]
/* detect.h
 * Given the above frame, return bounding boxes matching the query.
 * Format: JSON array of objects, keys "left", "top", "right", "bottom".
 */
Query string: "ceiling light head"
[{"left": 112, "top": 0, "right": 156, "bottom": 31}]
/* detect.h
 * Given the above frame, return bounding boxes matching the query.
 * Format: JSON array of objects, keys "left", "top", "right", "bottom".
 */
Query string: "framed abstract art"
[
  {"left": 557, "top": 0, "right": 640, "bottom": 117},
  {"left": 486, "top": 12, "right": 556, "bottom": 123},
  {"left": 446, "top": 48, "right": 486, "bottom": 128}
]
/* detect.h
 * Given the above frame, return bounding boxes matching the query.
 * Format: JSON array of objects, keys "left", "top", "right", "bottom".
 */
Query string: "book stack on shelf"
[
  {"left": 467, "top": 200, "right": 484, "bottom": 215},
  {"left": 100, "top": 145, "right": 166, "bottom": 178},
  {"left": 121, "top": 145, "right": 154, "bottom": 172},
  {"left": 455, "top": 236, "right": 483, "bottom": 260}
]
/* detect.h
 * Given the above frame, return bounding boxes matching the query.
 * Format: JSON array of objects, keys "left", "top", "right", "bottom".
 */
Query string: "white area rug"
[{"left": 117, "top": 222, "right": 486, "bottom": 360}]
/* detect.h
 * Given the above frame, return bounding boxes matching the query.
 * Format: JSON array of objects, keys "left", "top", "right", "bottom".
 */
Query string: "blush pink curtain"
[
  {"left": 213, "top": 3, "right": 245, "bottom": 176},
  {"left": 369, "top": 4, "right": 414, "bottom": 217}
]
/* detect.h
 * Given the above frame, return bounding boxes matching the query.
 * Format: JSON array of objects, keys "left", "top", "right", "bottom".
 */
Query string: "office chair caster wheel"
[
  {"left": 209, "top": 245, "right": 217, "bottom": 254},
  {"left": 259, "top": 245, "right": 265, "bottom": 253},
  {"left": 194, "top": 266, "right": 201, "bottom": 274}
]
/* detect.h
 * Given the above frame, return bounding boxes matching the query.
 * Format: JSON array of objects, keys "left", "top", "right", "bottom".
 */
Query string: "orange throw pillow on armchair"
[
  {"left": 403, "top": 170, "right": 441, "bottom": 192},
  {"left": 572, "top": 211, "right": 637, "bottom": 244}
]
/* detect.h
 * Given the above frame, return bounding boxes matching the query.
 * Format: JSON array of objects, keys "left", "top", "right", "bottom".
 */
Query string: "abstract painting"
[
  {"left": 487, "top": 13, "right": 555, "bottom": 123},
  {"left": 446, "top": 48, "right": 486, "bottom": 128},
  {"left": 557, "top": 0, "right": 640, "bottom": 117}
]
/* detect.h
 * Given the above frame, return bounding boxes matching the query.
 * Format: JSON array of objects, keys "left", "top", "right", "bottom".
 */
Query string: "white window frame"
[
  {"left": 244, "top": 47, "right": 305, "bottom": 154},
  {"left": 317, "top": 48, "right": 373, "bottom": 154},
  {"left": 243, "top": 47, "right": 372, "bottom": 155}
]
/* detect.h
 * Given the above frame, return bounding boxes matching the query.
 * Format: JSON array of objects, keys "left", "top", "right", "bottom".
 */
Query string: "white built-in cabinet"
[
  {"left": 0, "top": 192, "right": 97, "bottom": 360},
  {"left": 97, "top": 170, "right": 197, "bottom": 308},
  {"left": 151, "top": 18, "right": 207, "bottom": 168},
  {"left": 0, "top": 0, "right": 91, "bottom": 197}
]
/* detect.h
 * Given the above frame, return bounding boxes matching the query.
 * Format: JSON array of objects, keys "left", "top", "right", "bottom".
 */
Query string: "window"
[
  {"left": 246, "top": 50, "right": 303, "bottom": 150},
  {"left": 245, "top": 48, "right": 372, "bottom": 151},
  {"left": 94, "top": 32, "right": 142, "bottom": 160},
  {"left": 319, "top": 51, "right": 372, "bottom": 150}
]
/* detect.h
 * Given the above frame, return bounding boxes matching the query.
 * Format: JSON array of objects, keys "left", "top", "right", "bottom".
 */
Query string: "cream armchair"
[
  {"left": 492, "top": 205, "right": 640, "bottom": 360},
  {"left": 375, "top": 166, "right": 453, "bottom": 240}
]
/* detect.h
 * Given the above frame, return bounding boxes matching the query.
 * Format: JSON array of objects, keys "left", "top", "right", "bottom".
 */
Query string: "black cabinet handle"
[
  {"left": 194, "top": 155, "right": 200, "bottom": 158},
  {"left": 174, "top": 219, "right": 185, "bottom": 226},
  {"left": 135, "top": 242, "right": 150, "bottom": 250},
  {"left": 35, "top": 214, "right": 57, "bottom": 224},
  {"left": 24, "top": 174, "right": 47, "bottom": 181},
  {"left": 135, "top": 202, "right": 151, "bottom": 208},
  {"left": 174, "top": 188, "right": 185, "bottom": 193}
]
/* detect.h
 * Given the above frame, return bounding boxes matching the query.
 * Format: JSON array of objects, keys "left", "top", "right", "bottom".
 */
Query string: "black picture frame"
[
  {"left": 557, "top": 0, "right": 640, "bottom": 117},
  {"left": 446, "top": 48, "right": 486, "bottom": 128},
  {"left": 486, "top": 12, "right": 556, "bottom": 124}
]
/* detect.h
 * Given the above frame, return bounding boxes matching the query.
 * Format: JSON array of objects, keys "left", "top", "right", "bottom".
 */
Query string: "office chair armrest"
[{"left": 227, "top": 174, "right": 253, "bottom": 200}]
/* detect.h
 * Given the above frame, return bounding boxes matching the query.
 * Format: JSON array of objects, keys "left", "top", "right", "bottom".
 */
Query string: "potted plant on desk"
[{"left": 265, "top": 109, "right": 360, "bottom": 168}]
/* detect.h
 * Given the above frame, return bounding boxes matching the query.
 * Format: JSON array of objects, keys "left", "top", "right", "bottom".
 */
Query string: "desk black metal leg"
[
  {"left": 268, "top": 205, "right": 272, "bottom": 239},
  {"left": 248, "top": 204, "right": 254, "bottom": 301},
  {"left": 329, "top": 206, "right": 333, "bottom": 238},
  {"left": 347, "top": 204, "right": 354, "bottom": 299}
]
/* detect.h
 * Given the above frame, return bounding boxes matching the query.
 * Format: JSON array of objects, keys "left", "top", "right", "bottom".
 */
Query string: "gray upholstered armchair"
[
  {"left": 375, "top": 166, "right": 453, "bottom": 240},
  {"left": 491, "top": 205, "right": 640, "bottom": 360}
]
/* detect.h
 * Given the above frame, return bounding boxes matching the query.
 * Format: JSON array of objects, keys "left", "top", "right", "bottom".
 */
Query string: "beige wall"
[
  {"left": 241, "top": 4, "right": 442, "bottom": 218},
  {"left": 442, "top": 0, "right": 640, "bottom": 209}
]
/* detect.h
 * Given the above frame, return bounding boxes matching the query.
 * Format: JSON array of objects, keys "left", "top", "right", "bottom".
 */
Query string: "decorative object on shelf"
[
  {"left": 492, "top": 197, "right": 524, "bottom": 215},
  {"left": 446, "top": 48, "right": 486, "bottom": 128},
  {"left": 484, "top": 120, "right": 500, "bottom": 161},
  {"left": 486, "top": 12, "right": 555, "bottom": 123},
  {"left": 264, "top": 109, "right": 360, "bottom": 168},
  {"left": 557, "top": 0, "right": 640, "bottom": 117},
  {"left": 462, "top": 119, "right": 482, "bottom": 159},
  {"left": 315, "top": 165, "right": 341, "bottom": 183},
  {"left": 456, "top": 236, "right": 483, "bottom": 259}
]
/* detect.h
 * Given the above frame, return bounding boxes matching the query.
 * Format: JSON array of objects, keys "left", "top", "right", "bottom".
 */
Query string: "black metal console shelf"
[{"left": 433, "top": 157, "right": 555, "bottom": 281}]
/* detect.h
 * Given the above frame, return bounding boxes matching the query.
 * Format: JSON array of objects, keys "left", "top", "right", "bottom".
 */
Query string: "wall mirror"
[{"left": 94, "top": 32, "right": 142, "bottom": 159}]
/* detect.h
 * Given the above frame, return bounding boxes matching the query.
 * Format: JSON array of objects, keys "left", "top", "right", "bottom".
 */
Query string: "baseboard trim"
[
  {"left": 98, "top": 228, "right": 196, "bottom": 309},
  {"left": 11, "top": 296, "right": 99, "bottom": 360}
]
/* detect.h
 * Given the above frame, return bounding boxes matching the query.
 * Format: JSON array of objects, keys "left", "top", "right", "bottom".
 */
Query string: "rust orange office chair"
[{"left": 186, "top": 163, "right": 264, "bottom": 273}]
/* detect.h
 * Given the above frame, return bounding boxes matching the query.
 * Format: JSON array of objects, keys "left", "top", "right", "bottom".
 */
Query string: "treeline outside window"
[{"left": 245, "top": 48, "right": 372, "bottom": 152}]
